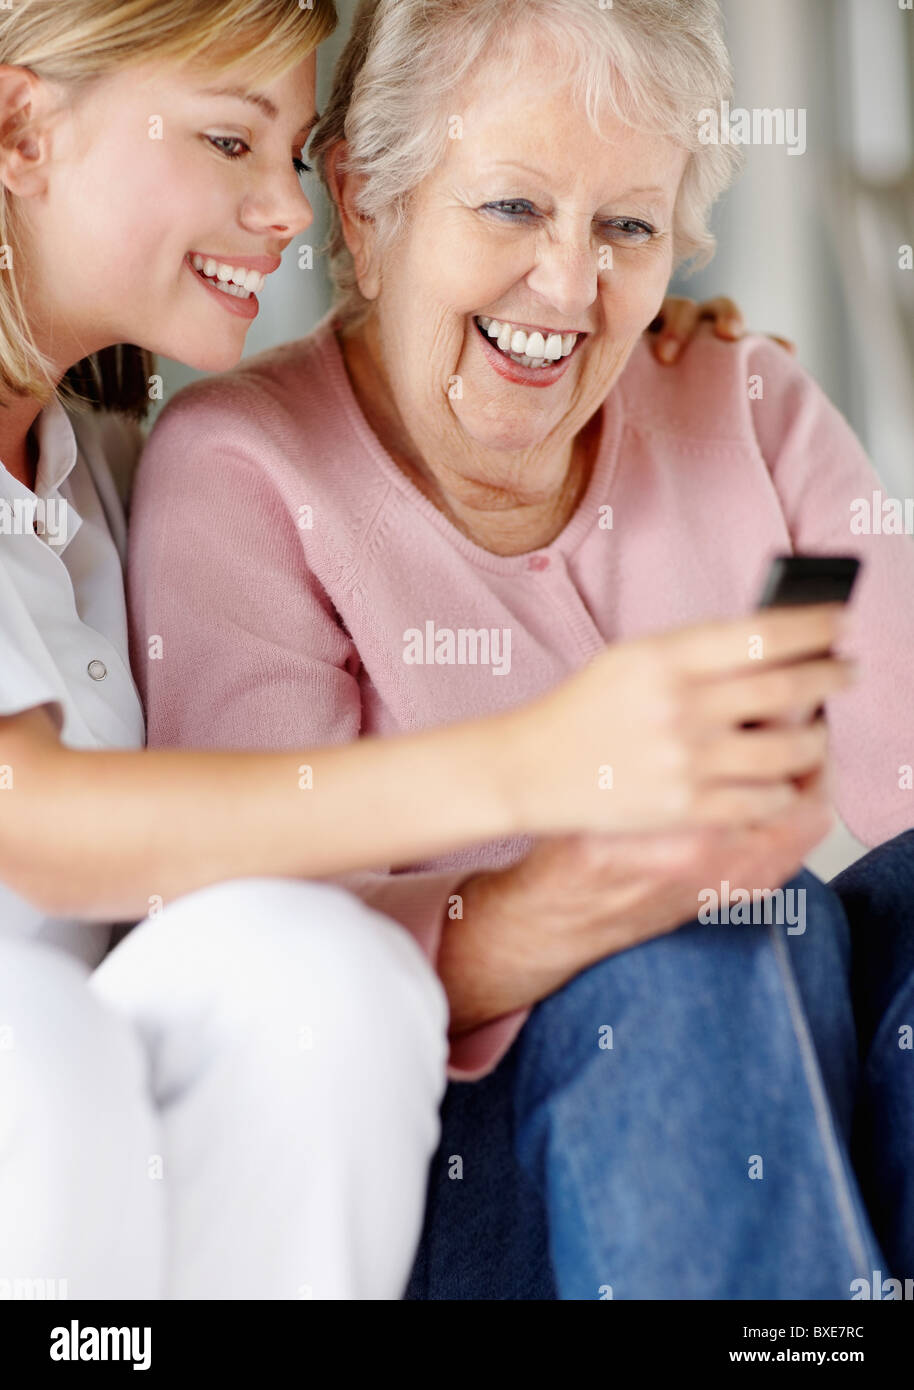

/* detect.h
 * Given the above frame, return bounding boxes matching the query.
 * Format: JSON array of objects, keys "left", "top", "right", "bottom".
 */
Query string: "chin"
[
  {"left": 460, "top": 417, "right": 553, "bottom": 455},
  {"left": 165, "top": 338, "right": 247, "bottom": 373}
]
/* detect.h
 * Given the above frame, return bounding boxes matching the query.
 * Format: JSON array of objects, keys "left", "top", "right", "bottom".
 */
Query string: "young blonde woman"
[{"left": 0, "top": 0, "right": 847, "bottom": 1300}]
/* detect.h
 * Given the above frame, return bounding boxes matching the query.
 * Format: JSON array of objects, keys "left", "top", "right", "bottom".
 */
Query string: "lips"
[
  {"left": 475, "top": 315, "right": 581, "bottom": 367},
  {"left": 185, "top": 255, "right": 261, "bottom": 320},
  {"left": 472, "top": 314, "right": 583, "bottom": 387}
]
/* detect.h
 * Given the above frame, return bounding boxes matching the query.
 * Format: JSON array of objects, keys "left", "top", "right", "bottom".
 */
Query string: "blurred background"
[{"left": 158, "top": 0, "right": 914, "bottom": 873}]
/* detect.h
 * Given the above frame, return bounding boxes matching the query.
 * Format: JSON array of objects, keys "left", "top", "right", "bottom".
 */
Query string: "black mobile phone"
[
  {"left": 748, "top": 555, "right": 861, "bottom": 727},
  {"left": 756, "top": 555, "right": 860, "bottom": 610}
]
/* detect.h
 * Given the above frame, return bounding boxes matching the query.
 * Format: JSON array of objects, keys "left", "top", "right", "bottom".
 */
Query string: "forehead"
[
  {"left": 444, "top": 73, "right": 688, "bottom": 202},
  {"left": 98, "top": 53, "right": 317, "bottom": 110}
]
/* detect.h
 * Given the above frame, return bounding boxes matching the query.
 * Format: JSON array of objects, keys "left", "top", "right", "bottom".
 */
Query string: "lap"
[{"left": 409, "top": 864, "right": 879, "bottom": 1299}]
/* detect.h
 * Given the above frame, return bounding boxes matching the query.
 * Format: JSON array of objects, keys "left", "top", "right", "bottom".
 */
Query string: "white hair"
[{"left": 312, "top": 0, "right": 742, "bottom": 327}]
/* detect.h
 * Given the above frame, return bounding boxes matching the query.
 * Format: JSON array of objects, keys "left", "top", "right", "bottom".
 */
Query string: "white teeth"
[
  {"left": 189, "top": 255, "right": 267, "bottom": 297},
  {"left": 211, "top": 280, "right": 250, "bottom": 298},
  {"left": 476, "top": 316, "right": 580, "bottom": 367}
]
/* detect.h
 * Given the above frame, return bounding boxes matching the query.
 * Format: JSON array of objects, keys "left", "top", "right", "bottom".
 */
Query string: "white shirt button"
[{"left": 87, "top": 659, "right": 108, "bottom": 681}]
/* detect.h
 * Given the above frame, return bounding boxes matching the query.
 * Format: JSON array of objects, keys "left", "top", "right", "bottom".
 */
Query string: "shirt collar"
[
  {"left": 0, "top": 396, "right": 82, "bottom": 554},
  {"left": 33, "top": 395, "right": 79, "bottom": 499}
]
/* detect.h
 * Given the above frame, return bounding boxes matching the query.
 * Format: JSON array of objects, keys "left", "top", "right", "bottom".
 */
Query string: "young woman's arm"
[{"left": 0, "top": 607, "right": 849, "bottom": 922}]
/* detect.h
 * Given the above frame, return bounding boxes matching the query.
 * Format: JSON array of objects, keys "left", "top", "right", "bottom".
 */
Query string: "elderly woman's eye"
[
  {"left": 603, "top": 218, "right": 656, "bottom": 243},
  {"left": 484, "top": 199, "right": 537, "bottom": 219}
]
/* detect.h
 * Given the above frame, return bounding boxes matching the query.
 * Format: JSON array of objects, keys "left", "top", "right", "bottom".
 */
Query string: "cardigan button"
[
  {"left": 526, "top": 554, "right": 550, "bottom": 572},
  {"left": 87, "top": 660, "right": 108, "bottom": 681}
]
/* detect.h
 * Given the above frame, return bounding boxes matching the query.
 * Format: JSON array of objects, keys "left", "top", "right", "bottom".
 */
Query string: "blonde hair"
[
  {"left": 0, "top": 0, "right": 336, "bottom": 417},
  {"left": 312, "top": 0, "right": 742, "bottom": 330}
]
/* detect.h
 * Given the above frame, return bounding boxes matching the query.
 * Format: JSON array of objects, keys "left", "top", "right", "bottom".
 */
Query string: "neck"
[
  {"left": 399, "top": 415, "right": 599, "bottom": 555},
  {"left": 1, "top": 252, "right": 105, "bottom": 491},
  {"left": 339, "top": 319, "right": 601, "bottom": 557},
  {"left": 0, "top": 393, "right": 47, "bottom": 492}
]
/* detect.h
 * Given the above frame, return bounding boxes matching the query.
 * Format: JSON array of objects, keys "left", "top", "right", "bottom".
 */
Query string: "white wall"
[{"left": 682, "top": 0, "right": 914, "bottom": 494}]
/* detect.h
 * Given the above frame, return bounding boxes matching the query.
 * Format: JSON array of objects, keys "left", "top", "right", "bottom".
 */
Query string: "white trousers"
[{"left": 0, "top": 879, "right": 448, "bottom": 1299}]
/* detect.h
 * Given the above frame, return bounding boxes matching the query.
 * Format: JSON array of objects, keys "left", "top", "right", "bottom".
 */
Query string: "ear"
[
  {"left": 324, "top": 140, "right": 380, "bottom": 302},
  {"left": 0, "top": 65, "right": 53, "bottom": 198}
]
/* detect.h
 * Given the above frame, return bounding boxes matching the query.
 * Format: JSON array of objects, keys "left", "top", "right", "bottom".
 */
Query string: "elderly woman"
[{"left": 129, "top": 0, "right": 914, "bottom": 1298}]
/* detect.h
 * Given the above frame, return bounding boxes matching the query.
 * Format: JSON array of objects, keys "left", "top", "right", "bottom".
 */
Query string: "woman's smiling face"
[
  {"left": 363, "top": 49, "right": 689, "bottom": 463},
  {"left": 18, "top": 55, "right": 318, "bottom": 374}
]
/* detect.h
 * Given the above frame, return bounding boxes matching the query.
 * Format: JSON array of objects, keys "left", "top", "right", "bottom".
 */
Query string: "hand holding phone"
[{"left": 747, "top": 555, "right": 861, "bottom": 727}]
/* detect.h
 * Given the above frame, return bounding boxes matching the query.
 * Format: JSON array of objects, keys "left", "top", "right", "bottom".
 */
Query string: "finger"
[
  {"left": 691, "top": 778, "right": 804, "bottom": 828},
  {"left": 699, "top": 719, "right": 828, "bottom": 782},
  {"left": 694, "top": 655, "right": 856, "bottom": 728},
  {"left": 697, "top": 295, "right": 745, "bottom": 339},
  {"left": 670, "top": 603, "right": 849, "bottom": 677},
  {"left": 650, "top": 297, "right": 700, "bottom": 362}
]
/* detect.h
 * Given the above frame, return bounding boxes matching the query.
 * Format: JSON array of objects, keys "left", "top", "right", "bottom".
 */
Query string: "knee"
[
  {"left": 521, "top": 873, "right": 836, "bottom": 1065},
  {"left": 0, "top": 940, "right": 146, "bottom": 1144},
  {"left": 831, "top": 830, "right": 914, "bottom": 912},
  {"left": 112, "top": 878, "right": 448, "bottom": 1076}
]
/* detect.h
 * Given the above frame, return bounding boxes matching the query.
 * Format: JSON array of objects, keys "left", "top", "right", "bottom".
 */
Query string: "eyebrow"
[
  {"left": 491, "top": 163, "right": 668, "bottom": 199},
  {"left": 197, "top": 85, "right": 320, "bottom": 138}
]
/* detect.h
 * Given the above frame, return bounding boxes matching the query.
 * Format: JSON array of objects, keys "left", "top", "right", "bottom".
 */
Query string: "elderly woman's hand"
[
  {"left": 647, "top": 295, "right": 798, "bottom": 364},
  {"left": 442, "top": 771, "right": 832, "bottom": 1036}
]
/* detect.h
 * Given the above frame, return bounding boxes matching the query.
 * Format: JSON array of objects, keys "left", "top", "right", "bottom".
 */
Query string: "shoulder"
[
  {"left": 145, "top": 329, "right": 331, "bottom": 456},
  {"left": 613, "top": 331, "right": 819, "bottom": 448}
]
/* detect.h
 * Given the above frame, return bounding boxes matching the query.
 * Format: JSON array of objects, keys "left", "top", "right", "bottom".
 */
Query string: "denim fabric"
[
  {"left": 832, "top": 830, "right": 914, "bottom": 1284},
  {"left": 406, "top": 831, "right": 914, "bottom": 1300}
]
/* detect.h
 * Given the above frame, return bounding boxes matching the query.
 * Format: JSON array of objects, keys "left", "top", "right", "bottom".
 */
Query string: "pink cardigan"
[{"left": 128, "top": 311, "right": 914, "bottom": 1080}]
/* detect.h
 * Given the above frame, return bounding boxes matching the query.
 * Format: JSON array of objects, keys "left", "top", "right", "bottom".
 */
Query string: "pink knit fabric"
[{"left": 128, "top": 311, "right": 914, "bottom": 1080}]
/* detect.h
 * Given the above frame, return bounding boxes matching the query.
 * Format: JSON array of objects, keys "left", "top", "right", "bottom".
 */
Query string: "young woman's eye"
[
  {"left": 206, "top": 135, "right": 250, "bottom": 160},
  {"left": 293, "top": 157, "right": 313, "bottom": 177},
  {"left": 601, "top": 218, "right": 656, "bottom": 244},
  {"left": 483, "top": 199, "right": 537, "bottom": 220}
]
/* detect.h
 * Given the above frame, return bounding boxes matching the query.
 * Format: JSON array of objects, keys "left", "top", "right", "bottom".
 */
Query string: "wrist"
[
  {"left": 438, "top": 870, "right": 527, "bottom": 1036},
  {"left": 488, "top": 701, "right": 551, "bottom": 838}
]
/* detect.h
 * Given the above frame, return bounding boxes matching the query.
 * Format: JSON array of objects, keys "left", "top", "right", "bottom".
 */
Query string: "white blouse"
[{"left": 0, "top": 398, "right": 146, "bottom": 967}]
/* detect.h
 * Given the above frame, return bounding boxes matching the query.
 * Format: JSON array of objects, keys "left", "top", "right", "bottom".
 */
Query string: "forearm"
[{"left": 0, "top": 710, "right": 522, "bottom": 920}]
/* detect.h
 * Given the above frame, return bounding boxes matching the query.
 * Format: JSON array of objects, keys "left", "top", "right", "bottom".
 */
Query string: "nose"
[
  {"left": 239, "top": 170, "right": 314, "bottom": 241},
  {"left": 525, "top": 225, "right": 600, "bottom": 322}
]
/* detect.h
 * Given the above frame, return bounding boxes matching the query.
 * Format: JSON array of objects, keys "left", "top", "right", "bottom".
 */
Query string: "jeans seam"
[{"left": 767, "top": 921, "right": 872, "bottom": 1277}]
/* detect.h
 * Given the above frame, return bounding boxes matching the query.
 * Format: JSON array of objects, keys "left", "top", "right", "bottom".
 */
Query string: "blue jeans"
[{"left": 405, "top": 830, "right": 914, "bottom": 1299}]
